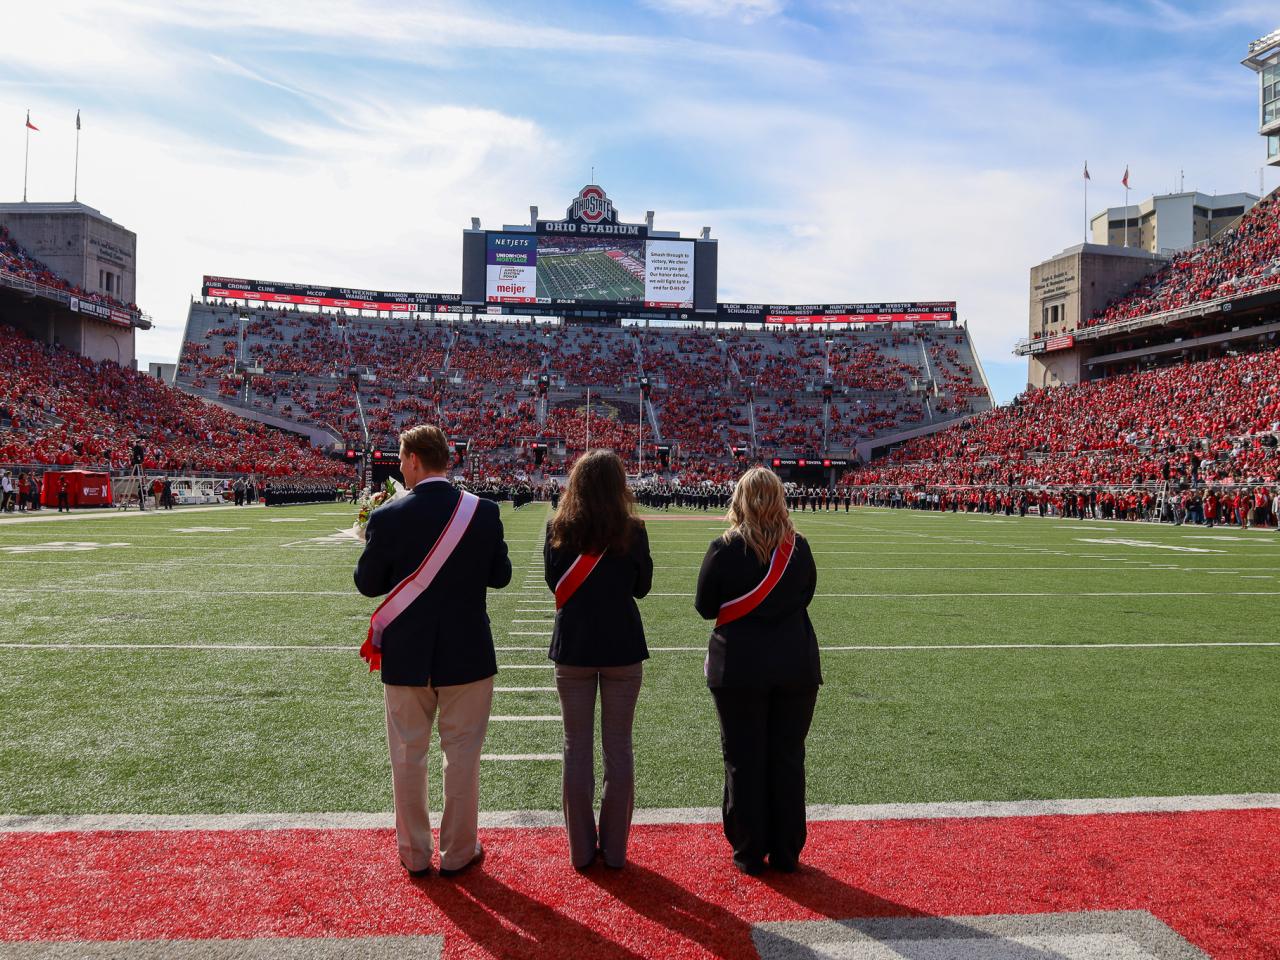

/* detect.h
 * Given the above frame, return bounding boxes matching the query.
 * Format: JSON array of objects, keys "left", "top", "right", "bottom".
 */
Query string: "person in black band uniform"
[
  {"left": 544, "top": 450, "right": 653, "bottom": 869},
  {"left": 695, "top": 466, "right": 821, "bottom": 875}
]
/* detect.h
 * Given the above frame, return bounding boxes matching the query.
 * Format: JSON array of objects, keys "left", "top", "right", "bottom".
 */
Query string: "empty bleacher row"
[{"left": 177, "top": 299, "right": 993, "bottom": 478}]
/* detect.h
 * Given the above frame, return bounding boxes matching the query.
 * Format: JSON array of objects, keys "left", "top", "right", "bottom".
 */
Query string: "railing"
[{"left": 0, "top": 269, "right": 150, "bottom": 329}]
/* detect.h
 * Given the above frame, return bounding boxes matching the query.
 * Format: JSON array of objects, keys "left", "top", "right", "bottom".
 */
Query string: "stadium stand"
[
  {"left": 0, "top": 321, "right": 343, "bottom": 477},
  {"left": 847, "top": 347, "right": 1280, "bottom": 491},
  {"left": 1085, "top": 188, "right": 1280, "bottom": 328},
  {"left": 177, "top": 299, "right": 993, "bottom": 478}
]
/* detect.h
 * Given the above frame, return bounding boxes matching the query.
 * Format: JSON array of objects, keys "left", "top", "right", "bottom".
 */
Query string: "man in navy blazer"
[{"left": 355, "top": 424, "right": 511, "bottom": 877}]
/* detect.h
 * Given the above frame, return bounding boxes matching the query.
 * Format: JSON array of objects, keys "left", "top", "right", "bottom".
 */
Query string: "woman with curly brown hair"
[
  {"left": 696, "top": 466, "right": 821, "bottom": 875},
  {"left": 544, "top": 449, "right": 653, "bottom": 869}
]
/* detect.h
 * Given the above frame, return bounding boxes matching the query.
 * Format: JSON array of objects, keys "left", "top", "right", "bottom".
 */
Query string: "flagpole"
[
  {"left": 1123, "top": 165, "right": 1130, "bottom": 248},
  {"left": 23, "top": 116, "right": 30, "bottom": 203},
  {"left": 72, "top": 110, "right": 79, "bottom": 202},
  {"left": 585, "top": 387, "right": 591, "bottom": 453},
  {"left": 1084, "top": 166, "right": 1088, "bottom": 243}
]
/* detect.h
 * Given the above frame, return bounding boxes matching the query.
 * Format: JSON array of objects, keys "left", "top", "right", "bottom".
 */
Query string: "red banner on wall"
[
  {"left": 1045, "top": 333, "right": 1076, "bottom": 351},
  {"left": 204, "top": 288, "right": 418, "bottom": 313}
]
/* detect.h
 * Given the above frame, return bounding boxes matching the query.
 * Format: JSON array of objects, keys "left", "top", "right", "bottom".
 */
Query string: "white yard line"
[
  {"left": 490, "top": 715, "right": 560, "bottom": 722},
  {"left": 480, "top": 754, "right": 560, "bottom": 761},
  {"left": 3, "top": 793, "right": 1276, "bottom": 833},
  {"left": 494, "top": 687, "right": 556, "bottom": 693}
]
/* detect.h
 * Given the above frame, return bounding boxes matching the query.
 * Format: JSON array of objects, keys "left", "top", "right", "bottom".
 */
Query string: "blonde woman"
[{"left": 695, "top": 467, "right": 821, "bottom": 875}]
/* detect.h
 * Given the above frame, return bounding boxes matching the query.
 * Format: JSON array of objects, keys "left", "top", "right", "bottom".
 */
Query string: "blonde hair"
[{"left": 723, "top": 467, "right": 795, "bottom": 564}]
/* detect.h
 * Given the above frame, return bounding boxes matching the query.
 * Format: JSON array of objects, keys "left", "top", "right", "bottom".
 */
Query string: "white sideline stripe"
[
  {"left": 481, "top": 754, "right": 560, "bottom": 761},
  {"left": 2, "top": 641, "right": 1276, "bottom": 654},
  {"left": 490, "top": 715, "right": 560, "bottom": 722},
  {"left": 496, "top": 664, "right": 553, "bottom": 669},
  {"left": 0, "top": 503, "right": 261, "bottom": 525},
  {"left": 3, "top": 793, "right": 1276, "bottom": 834},
  {"left": 508, "top": 631, "right": 552, "bottom": 636},
  {"left": 643, "top": 591, "right": 1280, "bottom": 599},
  {"left": 511, "top": 619, "right": 553, "bottom": 623}
]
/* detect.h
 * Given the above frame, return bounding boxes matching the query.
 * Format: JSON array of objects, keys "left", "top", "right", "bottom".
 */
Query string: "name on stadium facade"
[{"left": 202, "top": 276, "right": 467, "bottom": 313}]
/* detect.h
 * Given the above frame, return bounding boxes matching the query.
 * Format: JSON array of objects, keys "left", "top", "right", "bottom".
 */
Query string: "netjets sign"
[{"left": 537, "top": 185, "right": 647, "bottom": 236}]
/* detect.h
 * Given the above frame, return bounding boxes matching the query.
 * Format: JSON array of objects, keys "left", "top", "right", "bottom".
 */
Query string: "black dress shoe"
[
  {"left": 768, "top": 857, "right": 798, "bottom": 873},
  {"left": 401, "top": 860, "right": 432, "bottom": 878},
  {"left": 733, "top": 858, "right": 766, "bottom": 876},
  {"left": 440, "top": 844, "right": 485, "bottom": 877}
]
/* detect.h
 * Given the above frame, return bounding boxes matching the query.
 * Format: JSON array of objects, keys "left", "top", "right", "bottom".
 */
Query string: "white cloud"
[{"left": 642, "top": 0, "right": 785, "bottom": 23}]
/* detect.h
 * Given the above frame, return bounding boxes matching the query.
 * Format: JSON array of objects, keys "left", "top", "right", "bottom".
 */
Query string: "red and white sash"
[
  {"left": 360, "top": 489, "right": 480, "bottom": 672},
  {"left": 554, "top": 550, "right": 605, "bottom": 609},
  {"left": 715, "top": 531, "right": 796, "bottom": 628}
]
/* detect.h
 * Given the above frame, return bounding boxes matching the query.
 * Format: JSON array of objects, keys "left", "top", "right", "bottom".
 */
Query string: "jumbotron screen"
[{"left": 486, "top": 232, "right": 695, "bottom": 309}]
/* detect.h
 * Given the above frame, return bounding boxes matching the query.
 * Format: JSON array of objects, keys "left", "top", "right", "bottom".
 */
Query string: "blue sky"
[{"left": 2, "top": 0, "right": 1277, "bottom": 401}]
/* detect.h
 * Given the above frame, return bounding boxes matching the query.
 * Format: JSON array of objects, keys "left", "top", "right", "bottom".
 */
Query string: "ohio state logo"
[{"left": 569, "top": 185, "right": 615, "bottom": 224}]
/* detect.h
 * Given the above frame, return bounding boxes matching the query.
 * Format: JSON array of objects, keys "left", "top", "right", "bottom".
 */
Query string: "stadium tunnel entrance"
[{"left": 769, "top": 457, "right": 853, "bottom": 487}]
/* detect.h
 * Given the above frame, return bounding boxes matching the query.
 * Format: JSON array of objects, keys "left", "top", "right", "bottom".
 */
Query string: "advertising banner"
[
  {"left": 69, "top": 298, "right": 134, "bottom": 327},
  {"left": 717, "top": 302, "right": 956, "bottom": 324},
  {"left": 485, "top": 235, "right": 538, "bottom": 304}
]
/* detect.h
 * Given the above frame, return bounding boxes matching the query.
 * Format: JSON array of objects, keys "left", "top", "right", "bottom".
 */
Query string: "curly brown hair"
[{"left": 549, "top": 449, "right": 640, "bottom": 555}]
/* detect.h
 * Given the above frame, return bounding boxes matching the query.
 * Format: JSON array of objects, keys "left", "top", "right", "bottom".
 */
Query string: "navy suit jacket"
[{"left": 354, "top": 479, "right": 512, "bottom": 686}]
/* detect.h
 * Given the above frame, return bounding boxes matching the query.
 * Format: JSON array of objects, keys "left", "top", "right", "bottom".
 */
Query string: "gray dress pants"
[{"left": 554, "top": 661, "right": 644, "bottom": 868}]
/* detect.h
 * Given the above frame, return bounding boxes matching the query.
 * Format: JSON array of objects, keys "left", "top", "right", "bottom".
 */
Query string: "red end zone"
[{"left": 2, "top": 808, "right": 1277, "bottom": 958}]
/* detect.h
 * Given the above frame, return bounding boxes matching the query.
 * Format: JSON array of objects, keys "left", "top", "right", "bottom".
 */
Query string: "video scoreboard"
[{"left": 462, "top": 185, "right": 718, "bottom": 312}]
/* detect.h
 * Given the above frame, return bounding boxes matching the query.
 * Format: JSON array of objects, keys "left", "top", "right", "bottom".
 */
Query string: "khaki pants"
[{"left": 383, "top": 675, "right": 494, "bottom": 871}]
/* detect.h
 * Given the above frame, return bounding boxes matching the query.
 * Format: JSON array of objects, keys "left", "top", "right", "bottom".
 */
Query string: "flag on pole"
[
  {"left": 25, "top": 111, "right": 38, "bottom": 132},
  {"left": 76, "top": 110, "right": 80, "bottom": 130},
  {"left": 1083, "top": 162, "right": 1091, "bottom": 181},
  {"left": 1121, "top": 166, "right": 1130, "bottom": 188}
]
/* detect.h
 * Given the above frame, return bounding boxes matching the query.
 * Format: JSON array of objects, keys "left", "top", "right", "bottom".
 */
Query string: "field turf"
[{"left": 1, "top": 503, "right": 1277, "bottom": 817}]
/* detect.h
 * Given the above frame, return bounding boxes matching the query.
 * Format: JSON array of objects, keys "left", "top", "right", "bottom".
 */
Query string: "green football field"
[
  {"left": 1, "top": 503, "right": 1277, "bottom": 817},
  {"left": 536, "top": 251, "right": 644, "bottom": 301}
]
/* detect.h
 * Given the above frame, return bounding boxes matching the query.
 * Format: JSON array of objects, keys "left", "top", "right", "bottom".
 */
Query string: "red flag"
[
  {"left": 1121, "top": 166, "right": 1130, "bottom": 189},
  {"left": 25, "top": 111, "right": 37, "bottom": 132},
  {"left": 1083, "top": 162, "right": 1091, "bottom": 181}
]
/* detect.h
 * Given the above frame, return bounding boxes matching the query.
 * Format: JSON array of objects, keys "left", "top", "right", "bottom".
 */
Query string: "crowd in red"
[
  {"left": 846, "top": 348, "right": 1280, "bottom": 490},
  {"left": 0, "top": 323, "right": 344, "bottom": 477},
  {"left": 0, "top": 225, "right": 140, "bottom": 316},
  {"left": 1085, "top": 190, "right": 1280, "bottom": 328}
]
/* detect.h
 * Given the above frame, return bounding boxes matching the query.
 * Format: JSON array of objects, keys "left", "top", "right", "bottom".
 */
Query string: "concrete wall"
[
  {"left": 1027, "top": 348, "right": 1082, "bottom": 390},
  {"left": 1025, "top": 244, "right": 1166, "bottom": 388},
  {"left": 81, "top": 317, "right": 134, "bottom": 367},
  {"left": 0, "top": 203, "right": 137, "bottom": 305}
]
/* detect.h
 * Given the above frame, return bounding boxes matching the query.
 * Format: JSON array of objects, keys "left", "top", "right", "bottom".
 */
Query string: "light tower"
[{"left": 1242, "top": 27, "right": 1280, "bottom": 167}]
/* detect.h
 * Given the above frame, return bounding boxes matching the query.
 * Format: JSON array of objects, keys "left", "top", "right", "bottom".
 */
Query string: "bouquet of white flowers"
[{"left": 352, "top": 477, "right": 408, "bottom": 540}]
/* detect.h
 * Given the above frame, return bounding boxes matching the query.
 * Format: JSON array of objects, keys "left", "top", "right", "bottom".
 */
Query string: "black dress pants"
[{"left": 710, "top": 684, "right": 819, "bottom": 871}]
